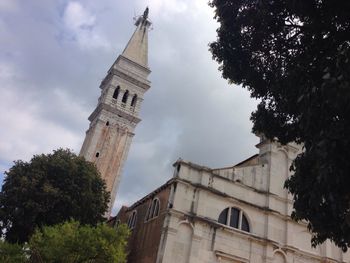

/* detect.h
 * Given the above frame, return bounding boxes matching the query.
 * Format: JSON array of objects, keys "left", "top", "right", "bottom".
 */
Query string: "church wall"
[
  {"left": 162, "top": 149, "right": 349, "bottom": 263},
  {"left": 115, "top": 186, "right": 171, "bottom": 263},
  {"left": 118, "top": 141, "right": 349, "bottom": 263}
]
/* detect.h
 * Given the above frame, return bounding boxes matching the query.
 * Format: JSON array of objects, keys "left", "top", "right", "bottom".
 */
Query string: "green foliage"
[
  {"left": 29, "top": 220, "right": 130, "bottom": 263},
  {"left": 0, "top": 221, "right": 129, "bottom": 263},
  {"left": 0, "top": 241, "right": 27, "bottom": 263},
  {"left": 0, "top": 149, "right": 110, "bottom": 244},
  {"left": 210, "top": 0, "right": 350, "bottom": 250}
]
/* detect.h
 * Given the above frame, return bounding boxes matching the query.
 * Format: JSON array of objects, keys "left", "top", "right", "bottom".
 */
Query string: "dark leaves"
[
  {"left": 0, "top": 149, "right": 110, "bottom": 244},
  {"left": 210, "top": 0, "right": 350, "bottom": 250}
]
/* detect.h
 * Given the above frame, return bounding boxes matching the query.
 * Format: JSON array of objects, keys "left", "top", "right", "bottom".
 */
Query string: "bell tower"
[{"left": 80, "top": 8, "right": 152, "bottom": 215}]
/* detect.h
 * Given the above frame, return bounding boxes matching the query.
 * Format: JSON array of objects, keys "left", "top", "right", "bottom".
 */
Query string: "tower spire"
[
  {"left": 80, "top": 9, "right": 152, "bottom": 216},
  {"left": 122, "top": 7, "right": 151, "bottom": 68}
]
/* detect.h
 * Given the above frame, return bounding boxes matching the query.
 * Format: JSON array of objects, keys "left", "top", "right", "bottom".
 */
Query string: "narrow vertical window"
[
  {"left": 145, "top": 198, "right": 160, "bottom": 221},
  {"left": 153, "top": 199, "right": 160, "bottom": 217},
  {"left": 127, "top": 210, "right": 137, "bottom": 229},
  {"left": 131, "top": 94, "right": 137, "bottom": 107},
  {"left": 230, "top": 208, "right": 239, "bottom": 228},
  {"left": 122, "top": 90, "right": 129, "bottom": 103},
  {"left": 113, "top": 86, "right": 120, "bottom": 100}
]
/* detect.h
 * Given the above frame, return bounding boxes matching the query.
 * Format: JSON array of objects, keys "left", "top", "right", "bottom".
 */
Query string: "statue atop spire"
[
  {"left": 135, "top": 7, "right": 151, "bottom": 27},
  {"left": 143, "top": 7, "right": 149, "bottom": 20},
  {"left": 122, "top": 8, "right": 151, "bottom": 67}
]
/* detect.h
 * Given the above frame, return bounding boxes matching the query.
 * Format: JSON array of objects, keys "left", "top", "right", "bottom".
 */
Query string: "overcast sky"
[{"left": 0, "top": 0, "right": 259, "bottom": 215}]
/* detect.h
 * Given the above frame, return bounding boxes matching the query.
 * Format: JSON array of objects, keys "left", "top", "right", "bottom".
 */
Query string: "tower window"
[
  {"left": 122, "top": 90, "right": 129, "bottom": 103},
  {"left": 131, "top": 94, "right": 137, "bottom": 107},
  {"left": 112, "top": 86, "right": 120, "bottom": 100},
  {"left": 106, "top": 121, "right": 110, "bottom": 126},
  {"left": 95, "top": 152, "right": 100, "bottom": 157},
  {"left": 218, "top": 207, "right": 250, "bottom": 232}
]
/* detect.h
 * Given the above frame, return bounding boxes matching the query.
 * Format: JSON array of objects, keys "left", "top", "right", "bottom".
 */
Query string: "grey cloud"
[{"left": 0, "top": 1, "right": 258, "bottom": 215}]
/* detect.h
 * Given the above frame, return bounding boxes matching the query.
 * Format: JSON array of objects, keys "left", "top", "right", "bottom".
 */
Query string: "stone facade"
[
  {"left": 80, "top": 13, "right": 152, "bottom": 215},
  {"left": 114, "top": 137, "right": 350, "bottom": 263}
]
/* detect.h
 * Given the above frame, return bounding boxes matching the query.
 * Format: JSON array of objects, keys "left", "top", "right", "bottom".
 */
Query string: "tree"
[
  {"left": 0, "top": 149, "right": 110, "bottom": 244},
  {"left": 0, "top": 221, "right": 130, "bottom": 263},
  {"left": 29, "top": 221, "right": 129, "bottom": 263},
  {"left": 0, "top": 241, "right": 27, "bottom": 263},
  {"left": 209, "top": 0, "right": 350, "bottom": 250}
]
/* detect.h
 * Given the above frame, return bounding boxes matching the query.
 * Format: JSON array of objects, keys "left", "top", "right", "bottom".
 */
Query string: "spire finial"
[{"left": 143, "top": 7, "right": 149, "bottom": 20}]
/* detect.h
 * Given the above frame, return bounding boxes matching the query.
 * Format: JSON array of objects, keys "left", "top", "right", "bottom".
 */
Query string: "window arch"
[
  {"left": 112, "top": 86, "right": 120, "bottom": 100},
  {"left": 131, "top": 94, "right": 137, "bottom": 107},
  {"left": 127, "top": 210, "right": 137, "bottom": 229},
  {"left": 145, "top": 198, "right": 160, "bottom": 221},
  {"left": 122, "top": 90, "right": 129, "bottom": 103},
  {"left": 218, "top": 207, "right": 250, "bottom": 232}
]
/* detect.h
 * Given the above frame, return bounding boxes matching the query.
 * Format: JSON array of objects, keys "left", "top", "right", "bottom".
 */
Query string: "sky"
[{"left": 0, "top": 0, "right": 259, "bottom": 215}]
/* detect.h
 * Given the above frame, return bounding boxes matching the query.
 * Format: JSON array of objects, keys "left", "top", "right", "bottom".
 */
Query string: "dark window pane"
[
  {"left": 230, "top": 208, "right": 239, "bottom": 228},
  {"left": 131, "top": 211, "right": 137, "bottom": 228},
  {"left": 113, "top": 86, "right": 120, "bottom": 99},
  {"left": 218, "top": 208, "right": 229, "bottom": 224},
  {"left": 145, "top": 203, "right": 152, "bottom": 220},
  {"left": 241, "top": 214, "right": 250, "bottom": 232},
  {"left": 154, "top": 200, "right": 160, "bottom": 217},
  {"left": 122, "top": 90, "right": 129, "bottom": 103},
  {"left": 131, "top": 94, "right": 137, "bottom": 106}
]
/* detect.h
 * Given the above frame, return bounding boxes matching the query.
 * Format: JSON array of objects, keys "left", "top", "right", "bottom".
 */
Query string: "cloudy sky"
[{"left": 0, "top": 0, "right": 259, "bottom": 214}]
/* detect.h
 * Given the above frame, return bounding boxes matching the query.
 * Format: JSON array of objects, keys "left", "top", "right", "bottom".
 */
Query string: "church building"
[
  {"left": 111, "top": 137, "right": 350, "bottom": 263},
  {"left": 80, "top": 7, "right": 350, "bottom": 263}
]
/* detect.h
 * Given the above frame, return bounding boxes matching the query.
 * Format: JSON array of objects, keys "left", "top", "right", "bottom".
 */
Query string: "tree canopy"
[
  {"left": 0, "top": 149, "right": 110, "bottom": 244},
  {"left": 0, "top": 240, "right": 26, "bottom": 263},
  {"left": 209, "top": 0, "right": 350, "bottom": 250},
  {"left": 29, "top": 220, "right": 129, "bottom": 263},
  {"left": 0, "top": 221, "right": 129, "bottom": 263}
]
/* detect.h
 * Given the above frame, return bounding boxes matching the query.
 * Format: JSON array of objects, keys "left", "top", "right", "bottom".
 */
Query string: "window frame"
[
  {"left": 127, "top": 210, "right": 137, "bottom": 229},
  {"left": 218, "top": 207, "right": 250, "bottom": 232},
  {"left": 121, "top": 89, "right": 129, "bottom": 104},
  {"left": 131, "top": 94, "right": 138, "bottom": 107},
  {"left": 112, "top": 86, "right": 120, "bottom": 100},
  {"left": 145, "top": 198, "right": 160, "bottom": 222}
]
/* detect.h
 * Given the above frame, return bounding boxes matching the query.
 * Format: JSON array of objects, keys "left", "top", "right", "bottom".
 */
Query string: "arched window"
[
  {"left": 112, "top": 86, "right": 120, "bottom": 100},
  {"left": 127, "top": 210, "right": 137, "bottom": 229},
  {"left": 122, "top": 90, "right": 129, "bottom": 103},
  {"left": 218, "top": 207, "right": 250, "bottom": 232},
  {"left": 131, "top": 94, "right": 137, "bottom": 107},
  {"left": 145, "top": 198, "right": 160, "bottom": 221}
]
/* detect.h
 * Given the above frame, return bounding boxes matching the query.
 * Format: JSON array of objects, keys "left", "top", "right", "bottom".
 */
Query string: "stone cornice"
[
  {"left": 117, "top": 55, "right": 151, "bottom": 74},
  {"left": 88, "top": 103, "right": 141, "bottom": 124},
  {"left": 112, "top": 68, "right": 151, "bottom": 91}
]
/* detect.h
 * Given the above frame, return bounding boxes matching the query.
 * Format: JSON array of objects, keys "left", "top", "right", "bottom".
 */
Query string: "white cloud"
[
  {"left": 0, "top": 62, "right": 15, "bottom": 79},
  {"left": 0, "top": 1, "right": 259, "bottom": 215},
  {"left": 137, "top": 0, "right": 188, "bottom": 18},
  {"left": 63, "top": 1, "right": 111, "bottom": 50},
  {"left": 63, "top": 2, "right": 95, "bottom": 30},
  {"left": 0, "top": 0, "right": 18, "bottom": 12},
  {"left": 0, "top": 80, "right": 84, "bottom": 166}
]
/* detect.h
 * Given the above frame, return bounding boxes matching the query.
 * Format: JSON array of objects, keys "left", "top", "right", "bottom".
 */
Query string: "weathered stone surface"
[
  {"left": 115, "top": 138, "right": 350, "bottom": 263},
  {"left": 80, "top": 14, "right": 152, "bottom": 216}
]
